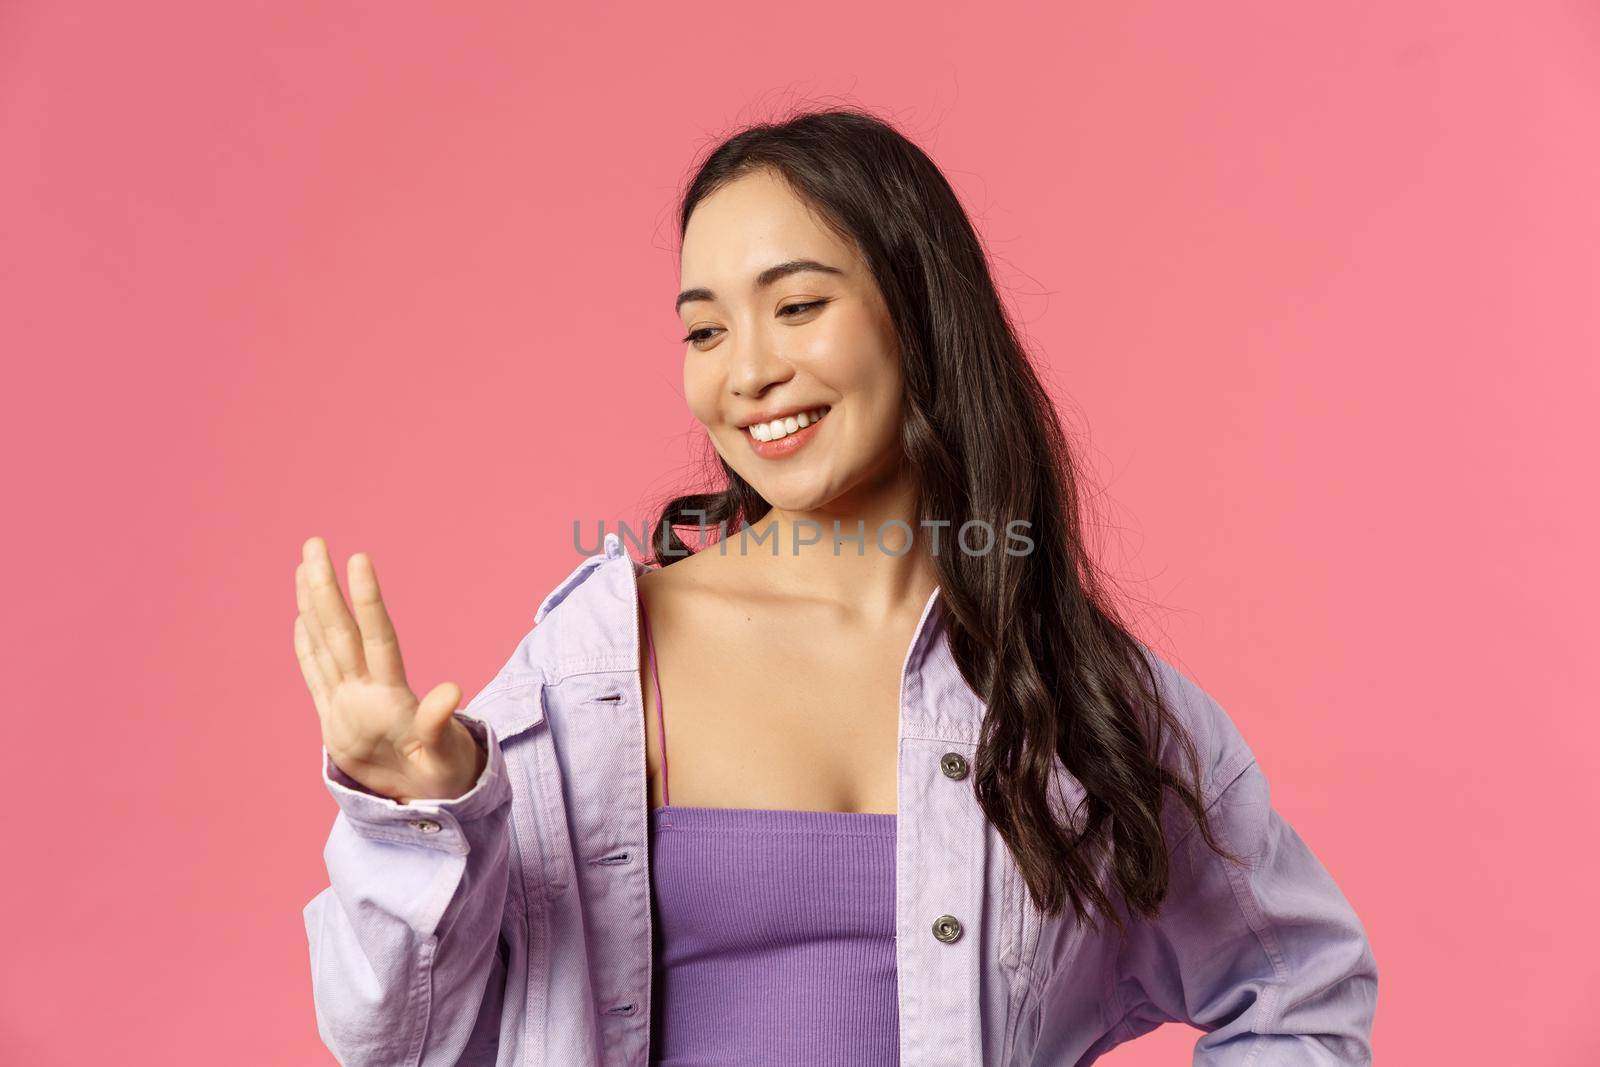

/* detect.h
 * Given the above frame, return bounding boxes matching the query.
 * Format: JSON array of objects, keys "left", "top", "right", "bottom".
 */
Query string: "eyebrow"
[{"left": 675, "top": 258, "right": 845, "bottom": 314}]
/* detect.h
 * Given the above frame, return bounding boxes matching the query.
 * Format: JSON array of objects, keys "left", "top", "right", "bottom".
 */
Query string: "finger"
[
  {"left": 414, "top": 680, "right": 463, "bottom": 748},
  {"left": 293, "top": 613, "right": 331, "bottom": 722},
  {"left": 347, "top": 552, "right": 407, "bottom": 687},
  {"left": 303, "top": 536, "right": 366, "bottom": 680},
  {"left": 296, "top": 560, "right": 341, "bottom": 692}
]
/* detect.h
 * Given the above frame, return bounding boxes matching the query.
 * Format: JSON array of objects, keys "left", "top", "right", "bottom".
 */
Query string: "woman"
[{"left": 298, "top": 108, "right": 1378, "bottom": 1066}]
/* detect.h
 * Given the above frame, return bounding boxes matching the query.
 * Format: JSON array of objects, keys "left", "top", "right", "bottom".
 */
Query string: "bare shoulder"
[
  {"left": 634, "top": 545, "right": 755, "bottom": 806},
  {"left": 638, "top": 543, "right": 763, "bottom": 619}
]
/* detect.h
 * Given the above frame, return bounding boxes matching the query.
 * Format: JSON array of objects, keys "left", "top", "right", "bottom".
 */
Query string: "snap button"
[
  {"left": 932, "top": 914, "right": 963, "bottom": 943},
  {"left": 940, "top": 752, "right": 969, "bottom": 780},
  {"left": 408, "top": 818, "right": 442, "bottom": 834}
]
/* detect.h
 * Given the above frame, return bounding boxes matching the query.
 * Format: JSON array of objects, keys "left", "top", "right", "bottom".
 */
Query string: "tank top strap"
[{"left": 639, "top": 588, "right": 670, "bottom": 807}]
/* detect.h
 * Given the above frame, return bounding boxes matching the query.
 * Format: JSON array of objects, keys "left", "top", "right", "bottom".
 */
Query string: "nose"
[{"left": 726, "top": 335, "right": 795, "bottom": 399}]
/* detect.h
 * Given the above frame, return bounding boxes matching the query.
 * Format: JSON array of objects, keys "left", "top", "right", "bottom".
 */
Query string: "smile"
[
  {"left": 745, "top": 405, "right": 831, "bottom": 442},
  {"left": 740, "top": 405, "right": 831, "bottom": 460}
]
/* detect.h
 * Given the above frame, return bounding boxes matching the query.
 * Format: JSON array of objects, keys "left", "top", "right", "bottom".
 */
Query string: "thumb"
[{"left": 414, "top": 680, "right": 464, "bottom": 747}]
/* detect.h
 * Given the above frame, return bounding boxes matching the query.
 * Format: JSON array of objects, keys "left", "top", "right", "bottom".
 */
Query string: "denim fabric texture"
[{"left": 304, "top": 532, "right": 1379, "bottom": 1065}]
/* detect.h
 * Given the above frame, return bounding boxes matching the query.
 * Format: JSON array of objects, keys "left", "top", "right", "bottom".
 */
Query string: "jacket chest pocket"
[
  {"left": 523, "top": 733, "right": 576, "bottom": 904},
  {"left": 991, "top": 761, "right": 1096, "bottom": 1058},
  {"left": 501, "top": 685, "right": 576, "bottom": 905},
  {"left": 994, "top": 818, "right": 1045, "bottom": 984}
]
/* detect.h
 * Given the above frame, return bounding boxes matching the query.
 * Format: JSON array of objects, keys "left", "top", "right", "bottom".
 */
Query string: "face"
[{"left": 676, "top": 168, "right": 905, "bottom": 519}]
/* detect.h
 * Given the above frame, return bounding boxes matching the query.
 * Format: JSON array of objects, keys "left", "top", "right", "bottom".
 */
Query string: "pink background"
[{"left": 4, "top": 2, "right": 1596, "bottom": 1063}]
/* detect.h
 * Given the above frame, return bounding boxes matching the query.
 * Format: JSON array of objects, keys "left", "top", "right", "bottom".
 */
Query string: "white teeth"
[{"left": 747, "top": 406, "right": 829, "bottom": 442}]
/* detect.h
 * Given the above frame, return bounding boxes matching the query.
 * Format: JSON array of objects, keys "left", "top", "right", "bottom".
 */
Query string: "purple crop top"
[{"left": 639, "top": 590, "right": 901, "bottom": 1066}]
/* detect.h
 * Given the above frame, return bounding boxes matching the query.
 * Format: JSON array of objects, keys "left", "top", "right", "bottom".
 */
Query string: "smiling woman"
[
  {"left": 672, "top": 169, "right": 909, "bottom": 515},
  {"left": 301, "top": 106, "right": 1378, "bottom": 1066}
]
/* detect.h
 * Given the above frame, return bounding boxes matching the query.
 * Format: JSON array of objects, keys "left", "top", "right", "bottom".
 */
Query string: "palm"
[
  {"left": 293, "top": 536, "right": 477, "bottom": 802},
  {"left": 322, "top": 677, "right": 424, "bottom": 787}
]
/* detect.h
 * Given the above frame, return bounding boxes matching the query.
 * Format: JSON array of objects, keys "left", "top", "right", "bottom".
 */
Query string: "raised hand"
[{"left": 294, "top": 536, "right": 485, "bottom": 804}]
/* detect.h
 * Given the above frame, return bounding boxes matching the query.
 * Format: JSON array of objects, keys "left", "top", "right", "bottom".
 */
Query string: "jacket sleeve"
[
  {"left": 303, "top": 711, "right": 515, "bottom": 1067},
  {"left": 1111, "top": 754, "right": 1380, "bottom": 1064}
]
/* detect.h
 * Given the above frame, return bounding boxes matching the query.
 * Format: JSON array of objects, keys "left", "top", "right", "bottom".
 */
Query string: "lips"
[
  {"left": 741, "top": 405, "right": 830, "bottom": 459},
  {"left": 744, "top": 405, "right": 831, "bottom": 442}
]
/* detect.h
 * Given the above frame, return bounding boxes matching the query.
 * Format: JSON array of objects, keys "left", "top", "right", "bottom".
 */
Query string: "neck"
[{"left": 723, "top": 479, "right": 940, "bottom": 626}]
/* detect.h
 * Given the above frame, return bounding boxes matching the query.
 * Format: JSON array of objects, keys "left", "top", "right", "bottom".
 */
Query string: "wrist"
[{"left": 446, "top": 718, "right": 488, "bottom": 798}]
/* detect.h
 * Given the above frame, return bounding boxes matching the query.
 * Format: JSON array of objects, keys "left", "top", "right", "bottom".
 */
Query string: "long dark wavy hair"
[{"left": 649, "top": 105, "right": 1243, "bottom": 932}]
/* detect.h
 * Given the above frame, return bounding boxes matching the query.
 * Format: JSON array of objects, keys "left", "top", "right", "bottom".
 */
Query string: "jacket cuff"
[{"left": 320, "top": 713, "right": 512, "bottom": 855}]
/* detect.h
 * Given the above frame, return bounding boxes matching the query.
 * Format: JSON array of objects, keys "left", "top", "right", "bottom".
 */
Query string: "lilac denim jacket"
[{"left": 304, "top": 532, "right": 1378, "bottom": 1065}]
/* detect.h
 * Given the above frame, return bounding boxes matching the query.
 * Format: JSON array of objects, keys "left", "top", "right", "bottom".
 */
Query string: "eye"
[{"left": 679, "top": 300, "right": 830, "bottom": 348}]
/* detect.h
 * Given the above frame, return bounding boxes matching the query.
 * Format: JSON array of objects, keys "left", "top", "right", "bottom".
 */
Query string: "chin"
[{"left": 748, "top": 477, "right": 838, "bottom": 516}]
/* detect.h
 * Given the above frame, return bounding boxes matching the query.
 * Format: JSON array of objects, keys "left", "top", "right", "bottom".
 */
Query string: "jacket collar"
[
  {"left": 479, "top": 530, "right": 1089, "bottom": 828},
  {"left": 482, "top": 532, "right": 950, "bottom": 739}
]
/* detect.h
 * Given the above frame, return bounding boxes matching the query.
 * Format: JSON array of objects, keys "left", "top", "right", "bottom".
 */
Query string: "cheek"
[
  {"left": 809, "top": 306, "right": 898, "bottom": 385},
  {"left": 851, "top": 360, "right": 905, "bottom": 449},
  {"left": 682, "top": 361, "right": 718, "bottom": 423},
  {"left": 822, "top": 349, "right": 901, "bottom": 420}
]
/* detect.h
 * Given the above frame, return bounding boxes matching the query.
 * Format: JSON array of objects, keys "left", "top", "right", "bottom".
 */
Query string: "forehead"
[{"left": 679, "top": 169, "right": 854, "bottom": 288}]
